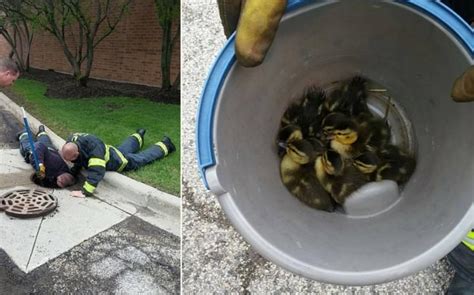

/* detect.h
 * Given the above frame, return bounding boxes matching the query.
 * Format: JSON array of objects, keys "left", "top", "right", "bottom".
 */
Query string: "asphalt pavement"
[
  {"left": 0, "top": 216, "right": 180, "bottom": 294},
  {"left": 181, "top": 1, "right": 455, "bottom": 293}
]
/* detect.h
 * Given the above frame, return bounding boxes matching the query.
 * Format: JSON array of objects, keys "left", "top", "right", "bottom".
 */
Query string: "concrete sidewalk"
[{"left": 181, "top": 1, "right": 454, "bottom": 293}]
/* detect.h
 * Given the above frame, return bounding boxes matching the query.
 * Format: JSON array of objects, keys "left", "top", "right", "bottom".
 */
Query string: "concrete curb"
[{"left": 0, "top": 92, "right": 180, "bottom": 236}]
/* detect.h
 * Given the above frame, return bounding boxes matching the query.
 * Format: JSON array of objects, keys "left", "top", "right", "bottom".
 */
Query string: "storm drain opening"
[{"left": 0, "top": 189, "right": 58, "bottom": 218}]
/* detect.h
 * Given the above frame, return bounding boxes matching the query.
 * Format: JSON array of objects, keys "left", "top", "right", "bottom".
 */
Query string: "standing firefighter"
[{"left": 61, "top": 129, "right": 175, "bottom": 198}]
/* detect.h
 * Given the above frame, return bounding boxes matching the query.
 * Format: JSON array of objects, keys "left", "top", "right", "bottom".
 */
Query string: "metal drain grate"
[{"left": 0, "top": 189, "right": 58, "bottom": 218}]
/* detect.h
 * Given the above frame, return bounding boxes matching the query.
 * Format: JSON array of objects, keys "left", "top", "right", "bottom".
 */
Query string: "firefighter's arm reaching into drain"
[
  {"left": 34, "top": 142, "right": 48, "bottom": 179},
  {"left": 62, "top": 134, "right": 108, "bottom": 198}
]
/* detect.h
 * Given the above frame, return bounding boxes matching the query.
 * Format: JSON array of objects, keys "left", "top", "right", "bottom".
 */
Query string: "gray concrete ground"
[
  {"left": 0, "top": 216, "right": 180, "bottom": 294},
  {"left": 0, "top": 105, "right": 180, "bottom": 293},
  {"left": 181, "top": 1, "right": 455, "bottom": 293}
]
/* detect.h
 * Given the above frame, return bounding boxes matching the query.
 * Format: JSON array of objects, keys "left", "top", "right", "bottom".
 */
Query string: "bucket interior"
[{"left": 211, "top": 0, "right": 473, "bottom": 280}]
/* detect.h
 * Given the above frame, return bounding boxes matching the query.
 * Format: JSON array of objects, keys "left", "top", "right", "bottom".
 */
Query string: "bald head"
[
  {"left": 62, "top": 142, "right": 79, "bottom": 161},
  {"left": 57, "top": 173, "right": 75, "bottom": 188}
]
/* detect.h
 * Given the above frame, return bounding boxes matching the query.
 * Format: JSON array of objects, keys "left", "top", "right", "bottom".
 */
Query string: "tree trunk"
[
  {"left": 23, "top": 19, "right": 33, "bottom": 72},
  {"left": 56, "top": 36, "right": 83, "bottom": 84},
  {"left": 1, "top": 29, "right": 24, "bottom": 72},
  {"left": 78, "top": 76, "right": 88, "bottom": 87},
  {"left": 78, "top": 39, "right": 95, "bottom": 88},
  {"left": 172, "top": 72, "right": 180, "bottom": 91},
  {"left": 160, "top": 19, "right": 172, "bottom": 90}
]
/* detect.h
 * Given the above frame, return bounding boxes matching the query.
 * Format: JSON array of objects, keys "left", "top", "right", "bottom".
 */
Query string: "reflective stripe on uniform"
[
  {"left": 71, "top": 133, "right": 89, "bottom": 142},
  {"left": 19, "top": 133, "right": 28, "bottom": 140},
  {"left": 131, "top": 133, "right": 143, "bottom": 148},
  {"left": 37, "top": 132, "right": 47, "bottom": 137},
  {"left": 156, "top": 142, "right": 168, "bottom": 156},
  {"left": 88, "top": 157, "right": 106, "bottom": 168},
  {"left": 108, "top": 145, "right": 128, "bottom": 172},
  {"left": 104, "top": 145, "right": 110, "bottom": 162},
  {"left": 462, "top": 230, "right": 474, "bottom": 251},
  {"left": 83, "top": 181, "right": 96, "bottom": 194}
]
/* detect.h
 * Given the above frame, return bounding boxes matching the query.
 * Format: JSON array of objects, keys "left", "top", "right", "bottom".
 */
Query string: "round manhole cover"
[{"left": 0, "top": 189, "right": 58, "bottom": 218}]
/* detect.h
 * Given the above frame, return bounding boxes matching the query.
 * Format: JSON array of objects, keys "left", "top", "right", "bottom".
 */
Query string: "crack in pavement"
[
  {"left": 236, "top": 247, "right": 267, "bottom": 294},
  {"left": 25, "top": 217, "right": 44, "bottom": 272},
  {"left": 182, "top": 179, "right": 230, "bottom": 229}
]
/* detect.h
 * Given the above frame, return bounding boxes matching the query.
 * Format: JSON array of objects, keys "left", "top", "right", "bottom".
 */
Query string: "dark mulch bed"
[{"left": 20, "top": 68, "right": 179, "bottom": 104}]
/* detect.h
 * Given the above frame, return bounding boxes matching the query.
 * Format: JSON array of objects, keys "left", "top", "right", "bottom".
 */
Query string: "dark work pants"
[
  {"left": 446, "top": 243, "right": 474, "bottom": 295},
  {"left": 19, "top": 131, "right": 54, "bottom": 164},
  {"left": 117, "top": 135, "right": 165, "bottom": 171}
]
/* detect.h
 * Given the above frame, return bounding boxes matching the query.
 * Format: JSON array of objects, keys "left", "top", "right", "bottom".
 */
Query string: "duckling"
[
  {"left": 321, "top": 112, "right": 362, "bottom": 159},
  {"left": 376, "top": 145, "right": 416, "bottom": 184},
  {"left": 353, "top": 151, "right": 380, "bottom": 180},
  {"left": 354, "top": 97, "right": 392, "bottom": 151},
  {"left": 276, "top": 124, "right": 303, "bottom": 157},
  {"left": 280, "top": 139, "right": 335, "bottom": 211},
  {"left": 321, "top": 112, "right": 358, "bottom": 140},
  {"left": 358, "top": 118, "right": 391, "bottom": 152},
  {"left": 322, "top": 110, "right": 392, "bottom": 158},
  {"left": 324, "top": 76, "right": 370, "bottom": 116},
  {"left": 315, "top": 150, "right": 367, "bottom": 205},
  {"left": 280, "top": 102, "right": 303, "bottom": 128},
  {"left": 307, "top": 136, "right": 326, "bottom": 157},
  {"left": 298, "top": 87, "right": 327, "bottom": 137}
]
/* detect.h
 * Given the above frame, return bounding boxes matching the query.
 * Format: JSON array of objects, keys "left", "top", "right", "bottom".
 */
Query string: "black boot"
[
  {"left": 16, "top": 130, "right": 27, "bottom": 141},
  {"left": 136, "top": 128, "right": 146, "bottom": 139},
  {"left": 161, "top": 136, "right": 176, "bottom": 154},
  {"left": 24, "top": 151, "right": 32, "bottom": 164},
  {"left": 37, "top": 125, "right": 46, "bottom": 137}
]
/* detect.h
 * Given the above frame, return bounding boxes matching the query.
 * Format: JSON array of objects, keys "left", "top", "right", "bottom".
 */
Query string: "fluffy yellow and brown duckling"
[
  {"left": 322, "top": 111, "right": 392, "bottom": 159},
  {"left": 353, "top": 151, "right": 380, "bottom": 181},
  {"left": 280, "top": 139, "right": 335, "bottom": 211},
  {"left": 314, "top": 150, "right": 367, "bottom": 205},
  {"left": 276, "top": 124, "right": 303, "bottom": 157},
  {"left": 324, "top": 76, "right": 370, "bottom": 117},
  {"left": 355, "top": 113, "right": 391, "bottom": 152},
  {"left": 376, "top": 145, "right": 416, "bottom": 184},
  {"left": 299, "top": 87, "right": 328, "bottom": 138},
  {"left": 280, "top": 102, "right": 303, "bottom": 128},
  {"left": 280, "top": 86, "right": 328, "bottom": 137},
  {"left": 321, "top": 112, "right": 362, "bottom": 159}
]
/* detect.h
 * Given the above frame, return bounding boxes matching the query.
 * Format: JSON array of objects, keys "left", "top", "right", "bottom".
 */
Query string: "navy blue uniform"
[
  {"left": 67, "top": 133, "right": 168, "bottom": 195},
  {"left": 19, "top": 131, "right": 71, "bottom": 187}
]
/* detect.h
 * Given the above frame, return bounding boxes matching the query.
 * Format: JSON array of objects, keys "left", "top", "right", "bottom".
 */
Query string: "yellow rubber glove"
[
  {"left": 218, "top": 0, "right": 287, "bottom": 67},
  {"left": 451, "top": 66, "right": 474, "bottom": 102},
  {"left": 37, "top": 163, "right": 46, "bottom": 179}
]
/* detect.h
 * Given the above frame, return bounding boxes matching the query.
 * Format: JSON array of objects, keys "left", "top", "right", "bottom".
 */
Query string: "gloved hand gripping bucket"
[{"left": 197, "top": 0, "right": 474, "bottom": 285}]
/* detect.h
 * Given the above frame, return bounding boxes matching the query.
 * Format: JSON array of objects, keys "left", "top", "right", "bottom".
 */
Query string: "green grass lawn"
[{"left": 10, "top": 78, "right": 180, "bottom": 196}]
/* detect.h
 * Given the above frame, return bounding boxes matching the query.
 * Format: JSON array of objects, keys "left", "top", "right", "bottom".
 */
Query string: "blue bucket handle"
[{"left": 196, "top": 0, "right": 473, "bottom": 189}]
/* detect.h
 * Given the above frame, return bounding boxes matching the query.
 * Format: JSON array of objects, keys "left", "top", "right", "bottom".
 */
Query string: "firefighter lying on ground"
[
  {"left": 17, "top": 125, "right": 76, "bottom": 188},
  {"left": 60, "top": 129, "right": 176, "bottom": 198}
]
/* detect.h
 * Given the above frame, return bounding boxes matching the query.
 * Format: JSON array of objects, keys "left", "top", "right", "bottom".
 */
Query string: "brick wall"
[
  {"left": 0, "top": 0, "right": 180, "bottom": 87},
  {"left": 0, "top": 37, "right": 10, "bottom": 57}
]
